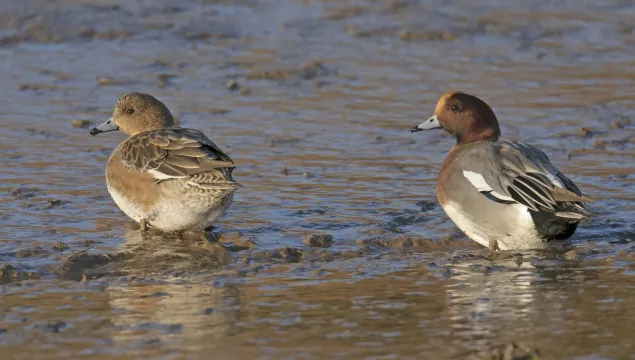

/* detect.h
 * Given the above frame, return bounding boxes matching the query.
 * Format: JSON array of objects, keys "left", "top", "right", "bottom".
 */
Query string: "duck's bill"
[
  {"left": 411, "top": 115, "right": 442, "bottom": 133},
  {"left": 90, "top": 117, "right": 119, "bottom": 136}
]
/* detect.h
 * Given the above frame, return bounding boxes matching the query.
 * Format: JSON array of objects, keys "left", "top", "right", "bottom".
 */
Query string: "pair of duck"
[{"left": 91, "top": 92, "right": 593, "bottom": 251}]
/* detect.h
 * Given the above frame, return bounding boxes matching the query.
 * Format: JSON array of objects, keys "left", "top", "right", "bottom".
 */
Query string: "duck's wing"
[
  {"left": 460, "top": 140, "right": 593, "bottom": 219},
  {"left": 120, "top": 128, "right": 235, "bottom": 180}
]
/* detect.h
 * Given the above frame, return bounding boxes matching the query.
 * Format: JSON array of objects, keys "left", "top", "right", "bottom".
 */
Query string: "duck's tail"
[{"left": 554, "top": 202, "right": 594, "bottom": 221}]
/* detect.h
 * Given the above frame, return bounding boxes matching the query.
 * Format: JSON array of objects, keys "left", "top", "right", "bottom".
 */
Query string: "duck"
[
  {"left": 90, "top": 92, "right": 239, "bottom": 233},
  {"left": 411, "top": 91, "right": 593, "bottom": 250}
]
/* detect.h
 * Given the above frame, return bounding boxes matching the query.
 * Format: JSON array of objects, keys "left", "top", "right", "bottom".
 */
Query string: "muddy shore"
[{"left": 0, "top": 0, "right": 634, "bottom": 358}]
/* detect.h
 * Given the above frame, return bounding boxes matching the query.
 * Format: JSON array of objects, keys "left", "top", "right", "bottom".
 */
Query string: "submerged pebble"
[
  {"left": 579, "top": 127, "right": 594, "bottom": 137},
  {"left": 35, "top": 320, "right": 67, "bottom": 333},
  {"left": 18, "top": 83, "right": 57, "bottom": 91},
  {"left": 96, "top": 77, "right": 116, "bottom": 86},
  {"left": 563, "top": 250, "right": 578, "bottom": 261},
  {"left": 10, "top": 187, "right": 42, "bottom": 200},
  {"left": 245, "top": 61, "right": 335, "bottom": 81},
  {"left": 0, "top": 263, "right": 36, "bottom": 283},
  {"left": 416, "top": 200, "right": 437, "bottom": 211},
  {"left": 53, "top": 241, "right": 68, "bottom": 251},
  {"left": 398, "top": 29, "right": 455, "bottom": 42},
  {"left": 43, "top": 199, "right": 65, "bottom": 209},
  {"left": 225, "top": 80, "right": 240, "bottom": 91},
  {"left": 72, "top": 119, "right": 92, "bottom": 128},
  {"left": 209, "top": 244, "right": 233, "bottom": 265},
  {"left": 303, "top": 233, "right": 334, "bottom": 248},
  {"left": 15, "top": 246, "right": 47, "bottom": 258},
  {"left": 278, "top": 247, "right": 303, "bottom": 262},
  {"left": 125, "top": 222, "right": 141, "bottom": 230},
  {"left": 1, "top": 2, "right": 633, "bottom": 358},
  {"left": 0, "top": 263, "right": 15, "bottom": 278},
  {"left": 156, "top": 74, "right": 176, "bottom": 88},
  {"left": 94, "top": 223, "right": 112, "bottom": 231},
  {"left": 218, "top": 232, "right": 256, "bottom": 252},
  {"left": 611, "top": 121, "right": 624, "bottom": 129},
  {"left": 470, "top": 342, "right": 540, "bottom": 360}
]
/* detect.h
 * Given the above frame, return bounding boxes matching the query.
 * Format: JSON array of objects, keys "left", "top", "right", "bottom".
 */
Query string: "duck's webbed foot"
[{"left": 181, "top": 226, "right": 219, "bottom": 243}]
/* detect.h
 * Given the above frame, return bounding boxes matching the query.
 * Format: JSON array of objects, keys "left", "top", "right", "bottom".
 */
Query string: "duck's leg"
[
  {"left": 488, "top": 239, "right": 500, "bottom": 252},
  {"left": 140, "top": 219, "right": 149, "bottom": 232},
  {"left": 203, "top": 225, "right": 219, "bottom": 242}
]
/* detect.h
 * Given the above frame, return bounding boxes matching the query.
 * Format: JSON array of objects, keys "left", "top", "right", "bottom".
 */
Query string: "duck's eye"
[
  {"left": 125, "top": 108, "right": 135, "bottom": 114},
  {"left": 450, "top": 103, "right": 462, "bottom": 112}
]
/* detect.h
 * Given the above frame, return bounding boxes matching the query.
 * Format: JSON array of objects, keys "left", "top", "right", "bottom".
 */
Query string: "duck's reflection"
[
  {"left": 98, "top": 229, "right": 245, "bottom": 350},
  {"left": 106, "top": 276, "right": 244, "bottom": 351},
  {"left": 439, "top": 251, "right": 625, "bottom": 357},
  {"left": 444, "top": 257, "right": 537, "bottom": 341},
  {"left": 59, "top": 228, "right": 232, "bottom": 279},
  {"left": 114, "top": 228, "right": 231, "bottom": 275},
  {"left": 57, "top": 232, "right": 634, "bottom": 358}
]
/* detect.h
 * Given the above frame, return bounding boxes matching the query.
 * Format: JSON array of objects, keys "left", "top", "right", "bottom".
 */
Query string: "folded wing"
[
  {"left": 461, "top": 140, "right": 593, "bottom": 219},
  {"left": 121, "top": 128, "right": 235, "bottom": 180}
]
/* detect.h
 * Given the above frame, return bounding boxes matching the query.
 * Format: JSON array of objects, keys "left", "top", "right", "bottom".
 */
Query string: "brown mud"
[{"left": 0, "top": 0, "right": 634, "bottom": 358}]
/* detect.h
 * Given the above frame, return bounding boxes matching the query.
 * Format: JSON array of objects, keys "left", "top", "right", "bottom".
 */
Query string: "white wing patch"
[
  {"left": 462, "top": 170, "right": 515, "bottom": 202},
  {"left": 148, "top": 169, "right": 187, "bottom": 180},
  {"left": 462, "top": 170, "right": 492, "bottom": 192}
]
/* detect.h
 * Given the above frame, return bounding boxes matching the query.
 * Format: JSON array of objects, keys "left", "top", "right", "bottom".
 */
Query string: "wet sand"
[{"left": 0, "top": 0, "right": 634, "bottom": 358}]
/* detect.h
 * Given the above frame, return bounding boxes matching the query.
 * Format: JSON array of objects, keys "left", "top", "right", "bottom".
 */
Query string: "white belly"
[
  {"left": 108, "top": 185, "right": 147, "bottom": 223},
  {"left": 150, "top": 194, "right": 234, "bottom": 232},
  {"left": 107, "top": 183, "right": 234, "bottom": 232},
  {"left": 442, "top": 202, "right": 553, "bottom": 250}
]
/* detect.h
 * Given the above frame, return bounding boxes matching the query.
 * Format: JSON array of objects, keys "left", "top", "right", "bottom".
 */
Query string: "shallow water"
[{"left": 0, "top": 0, "right": 634, "bottom": 358}]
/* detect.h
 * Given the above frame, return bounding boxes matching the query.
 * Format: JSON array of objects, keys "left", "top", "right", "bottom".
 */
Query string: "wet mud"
[{"left": 0, "top": 0, "right": 634, "bottom": 358}]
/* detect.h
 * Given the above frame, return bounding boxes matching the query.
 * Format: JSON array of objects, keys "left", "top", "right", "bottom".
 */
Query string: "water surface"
[{"left": 0, "top": 0, "right": 634, "bottom": 358}]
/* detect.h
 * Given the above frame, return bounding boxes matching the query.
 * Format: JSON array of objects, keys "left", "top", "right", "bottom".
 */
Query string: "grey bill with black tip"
[
  {"left": 90, "top": 117, "right": 119, "bottom": 136},
  {"left": 411, "top": 115, "right": 442, "bottom": 133}
]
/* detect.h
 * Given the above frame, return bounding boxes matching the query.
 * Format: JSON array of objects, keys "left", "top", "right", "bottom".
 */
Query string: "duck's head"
[
  {"left": 90, "top": 92, "right": 175, "bottom": 136},
  {"left": 411, "top": 91, "right": 501, "bottom": 145}
]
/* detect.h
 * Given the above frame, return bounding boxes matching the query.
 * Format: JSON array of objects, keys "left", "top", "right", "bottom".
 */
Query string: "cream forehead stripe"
[{"left": 434, "top": 91, "right": 460, "bottom": 115}]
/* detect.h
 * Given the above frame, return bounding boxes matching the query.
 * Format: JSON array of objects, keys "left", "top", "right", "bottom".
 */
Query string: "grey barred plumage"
[{"left": 412, "top": 91, "right": 593, "bottom": 250}]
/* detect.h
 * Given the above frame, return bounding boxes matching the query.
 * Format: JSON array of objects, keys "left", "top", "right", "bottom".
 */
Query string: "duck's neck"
[
  {"left": 455, "top": 127, "right": 500, "bottom": 145},
  {"left": 436, "top": 145, "right": 466, "bottom": 206}
]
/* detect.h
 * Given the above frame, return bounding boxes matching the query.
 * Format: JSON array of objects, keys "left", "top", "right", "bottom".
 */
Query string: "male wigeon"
[
  {"left": 411, "top": 91, "right": 593, "bottom": 250},
  {"left": 90, "top": 92, "right": 239, "bottom": 233}
]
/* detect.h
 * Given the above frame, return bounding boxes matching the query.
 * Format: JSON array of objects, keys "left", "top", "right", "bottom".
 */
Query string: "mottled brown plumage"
[
  {"left": 121, "top": 128, "right": 235, "bottom": 178},
  {"left": 91, "top": 92, "right": 239, "bottom": 232},
  {"left": 114, "top": 92, "right": 175, "bottom": 135}
]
